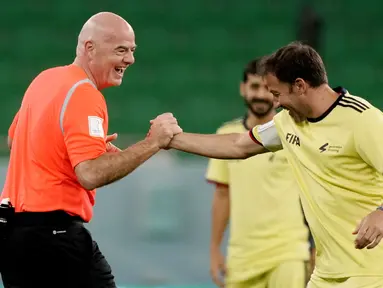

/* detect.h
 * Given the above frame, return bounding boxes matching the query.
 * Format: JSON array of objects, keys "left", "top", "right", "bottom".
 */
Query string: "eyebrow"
[{"left": 116, "top": 45, "right": 137, "bottom": 50}]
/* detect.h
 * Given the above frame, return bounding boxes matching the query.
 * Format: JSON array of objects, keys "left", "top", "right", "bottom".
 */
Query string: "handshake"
[{"left": 147, "top": 112, "right": 183, "bottom": 149}]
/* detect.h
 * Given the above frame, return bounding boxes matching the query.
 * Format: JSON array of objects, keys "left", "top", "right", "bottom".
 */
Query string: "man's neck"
[
  {"left": 72, "top": 58, "right": 98, "bottom": 89},
  {"left": 306, "top": 84, "right": 340, "bottom": 119},
  {"left": 245, "top": 110, "right": 276, "bottom": 129}
]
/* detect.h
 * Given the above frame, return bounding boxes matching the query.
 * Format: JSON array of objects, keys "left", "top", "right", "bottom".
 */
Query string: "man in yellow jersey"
[
  {"left": 206, "top": 58, "right": 311, "bottom": 288},
  {"left": 160, "top": 42, "right": 383, "bottom": 287}
]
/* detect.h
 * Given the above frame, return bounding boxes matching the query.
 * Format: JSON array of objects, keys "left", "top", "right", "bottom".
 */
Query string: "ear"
[
  {"left": 84, "top": 41, "right": 95, "bottom": 57},
  {"left": 294, "top": 78, "right": 307, "bottom": 94},
  {"left": 239, "top": 82, "right": 246, "bottom": 98}
]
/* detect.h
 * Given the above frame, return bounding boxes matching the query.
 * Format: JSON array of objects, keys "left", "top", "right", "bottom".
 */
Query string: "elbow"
[
  {"left": 233, "top": 133, "right": 265, "bottom": 160},
  {"left": 233, "top": 141, "right": 253, "bottom": 160},
  {"left": 77, "top": 176, "right": 98, "bottom": 191},
  {"left": 241, "top": 151, "right": 253, "bottom": 160},
  {"left": 240, "top": 151, "right": 253, "bottom": 160},
  {"left": 74, "top": 161, "right": 99, "bottom": 190},
  {"left": 233, "top": 148, "right": 250, "bottom": 159}
]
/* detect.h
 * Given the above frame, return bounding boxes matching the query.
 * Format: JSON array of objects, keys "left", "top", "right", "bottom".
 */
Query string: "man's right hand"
[
  {"left": 148, "top": 113, "right": 182, "bottom": 148},
  {"left": 106, "top": 133, "right": 121, "bottom": 153},
  {"left": 210, "top": 248, "right": 226, "bottom": 288}
]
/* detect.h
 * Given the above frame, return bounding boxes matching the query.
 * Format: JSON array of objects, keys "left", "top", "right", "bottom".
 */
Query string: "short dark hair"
[
  {"left": 261, "top": 41, "right": 328, "bottom": 87},
  {"left": 242, "top": 57, "right": 264, "bottom": 82}
]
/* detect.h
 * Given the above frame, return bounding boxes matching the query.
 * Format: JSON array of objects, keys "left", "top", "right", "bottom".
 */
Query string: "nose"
[{"left": 123, "top": 51, "right": 135, "bottom": 65}]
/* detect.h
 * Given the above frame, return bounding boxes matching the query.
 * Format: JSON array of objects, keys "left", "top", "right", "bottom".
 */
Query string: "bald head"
[
  {"left": 77, "top": 12, "right": 133, "bottom": 55},
  {"left": 74, "top": 12, "right": 136, "bottom": 90}
]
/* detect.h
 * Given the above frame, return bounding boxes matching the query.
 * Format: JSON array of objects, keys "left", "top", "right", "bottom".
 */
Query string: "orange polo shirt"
[{"left": 2, "top": 64, "right": 108, "bottom": 222}]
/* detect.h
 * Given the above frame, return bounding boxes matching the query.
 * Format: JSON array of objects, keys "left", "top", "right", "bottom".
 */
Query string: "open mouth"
[{"left": 114, "top": 67, "right": 124, "bottom": 76}]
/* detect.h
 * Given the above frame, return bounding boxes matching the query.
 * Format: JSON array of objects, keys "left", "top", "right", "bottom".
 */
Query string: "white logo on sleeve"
[{"left": 88, "top": 116, "right": 104, "bottom": 138}]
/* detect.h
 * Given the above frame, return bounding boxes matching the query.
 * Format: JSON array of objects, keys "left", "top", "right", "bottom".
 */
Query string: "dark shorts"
[{"left": 0, "top": 212, "right": 116, "bottom": 288}]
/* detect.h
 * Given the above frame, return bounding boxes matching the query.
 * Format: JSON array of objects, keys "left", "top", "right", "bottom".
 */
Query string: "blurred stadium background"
[{"left": 0, "top": 0, "right": 381, "bottom": 287}]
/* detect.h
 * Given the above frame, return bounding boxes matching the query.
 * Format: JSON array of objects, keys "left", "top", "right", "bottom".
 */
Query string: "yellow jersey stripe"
[
  {"left": 340, "top": 99, "right": 369, "bottom": 112},
  {"left": 338, "top": 101, "right": 367, "bottom": 113},
  {"left": 342, "top": 95, "right": 370, "bottom": 109}
]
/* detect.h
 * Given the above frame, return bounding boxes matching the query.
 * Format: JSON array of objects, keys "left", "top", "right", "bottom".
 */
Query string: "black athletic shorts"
[{"left": 0, "top": 211, "right": 116, "bottom": 288}]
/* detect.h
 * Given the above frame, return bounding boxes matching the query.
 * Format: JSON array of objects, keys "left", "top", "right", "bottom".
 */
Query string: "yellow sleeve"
[
  {"left": 205, "top": 158, "right": 229, "bottom": 185},
  {"left": 205, "top": 128, "right": 230, "bottom": 185},
  {"left": 355, "top": 108, "right": 383, "bottom": 173},
  {"left": 249, "top": 126, "right": 263, "bottom": 145}
]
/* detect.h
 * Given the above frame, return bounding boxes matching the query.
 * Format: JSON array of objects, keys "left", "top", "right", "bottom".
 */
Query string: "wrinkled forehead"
[{"left": 102, "top": 25, "right": 136, "bottom": 48}]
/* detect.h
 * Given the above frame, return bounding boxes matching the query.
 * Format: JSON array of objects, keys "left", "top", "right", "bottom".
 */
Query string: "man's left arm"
[{"left": 353, "top": 108, "right": 383, "bottom": 249}]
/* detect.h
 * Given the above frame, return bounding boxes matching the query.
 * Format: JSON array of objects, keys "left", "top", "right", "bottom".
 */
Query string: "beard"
[{"left": 244, "top": 98, "right": 274, "bottom": 118}]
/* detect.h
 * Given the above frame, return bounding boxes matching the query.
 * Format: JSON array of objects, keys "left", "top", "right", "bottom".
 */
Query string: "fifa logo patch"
[
  {"left": 286, "top": 133, "right": 300, "bottom": 146},
  {"left": 88, "top": 116, "right": 104, "bottom": 138}
]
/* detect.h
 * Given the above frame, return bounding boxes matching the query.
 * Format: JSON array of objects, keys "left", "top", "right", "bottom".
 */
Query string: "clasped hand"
[
  {"left": 147, "top": 112, "right": 183, "bottom": 148},
  {"left": 104, "top": 112, "right": 181, "bottom": 152}
]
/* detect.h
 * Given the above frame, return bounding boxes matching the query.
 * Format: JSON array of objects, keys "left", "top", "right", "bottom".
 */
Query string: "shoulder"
[
  {"left": 37, "top": 66, "right": 64, "bottom": 78},
  {"left": 26, "top": 66, "right": 65, "bottom": 92},
  {"left": 272, "top": 109, "right": 289, "bottom": 125},
  {"left": 356, "top": 106, "right": 383, "bottom": 125},
  {"left": 338, "top": 93, "right": 373, "bottom": 114},
  {"left": 61, "top": 65, "right": 103, "bottom": 101},
  {"left": 339, "top": 93, "right": 383, "bottom": 131},
  {"left": 337, "top": 93, "right": 383, "bottom": 127},
  {"left": 69, "top": 79, "right": 104, "bottom": 106},
  {"left": 63, "top": 79, "right": 106, "bottom": 122},
  {"left": 216, "top": 117, "right": 245, "bottom": 134}
]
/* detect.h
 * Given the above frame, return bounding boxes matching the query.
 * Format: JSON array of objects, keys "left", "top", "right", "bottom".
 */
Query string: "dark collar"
[
  {"left": 306, "top": 86, "right": 346, "bottom": 123},
  {"left": 242, "top": 114, "right": 250, "bottom": 130}
]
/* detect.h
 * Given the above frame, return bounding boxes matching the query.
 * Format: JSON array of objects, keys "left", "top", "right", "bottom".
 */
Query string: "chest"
[{"left": 280, "top": 120, "right": 359, "bottom": 172}]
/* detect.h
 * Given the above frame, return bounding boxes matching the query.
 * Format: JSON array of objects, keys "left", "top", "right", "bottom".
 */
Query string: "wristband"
[{"left": 376, "top": 206, "right": 383, "bottom": 211}]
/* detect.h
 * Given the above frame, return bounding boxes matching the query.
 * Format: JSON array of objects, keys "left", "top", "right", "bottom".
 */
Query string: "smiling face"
[
  {"left": 85, "top": 22, "right": 136, "bottom": 89},
  {"left": 264, "top": 73, "right": 309, "bottom": 123},
  {"left": 240, "top": 74, "right": 274, "bottom": 117},
  {"left": 260, "top": 42, "right": 329, "bottom": 122}
]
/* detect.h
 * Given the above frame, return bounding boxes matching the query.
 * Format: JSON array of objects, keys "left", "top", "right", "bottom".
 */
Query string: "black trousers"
[{"left": 0, "top": 211, "right": 116, "bottom": 288}]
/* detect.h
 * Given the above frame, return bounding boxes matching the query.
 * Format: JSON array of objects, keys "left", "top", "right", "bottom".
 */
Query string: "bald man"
[{"left": 0, "top": 12, "right": 181, "bottom": 288}]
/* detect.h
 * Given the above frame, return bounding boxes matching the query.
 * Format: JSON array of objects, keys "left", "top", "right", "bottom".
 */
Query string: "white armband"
[{"left": 257, "top": 120, "right": 283, "bottom": 152}]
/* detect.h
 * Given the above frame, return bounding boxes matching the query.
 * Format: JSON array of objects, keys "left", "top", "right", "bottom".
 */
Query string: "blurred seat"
[{"left": 1, "top": 0, "right": 382, "bottom": 137}]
